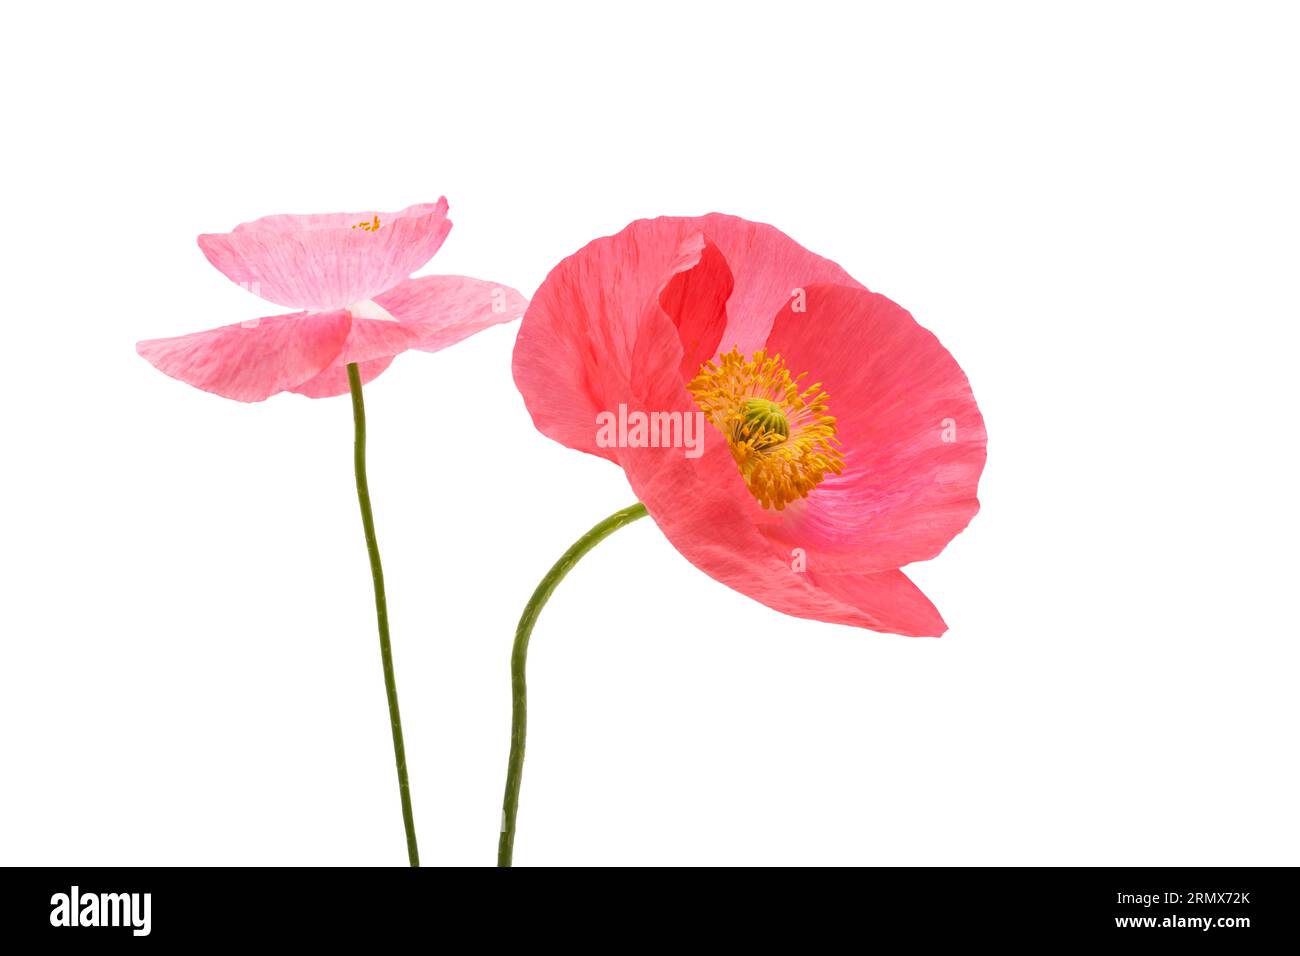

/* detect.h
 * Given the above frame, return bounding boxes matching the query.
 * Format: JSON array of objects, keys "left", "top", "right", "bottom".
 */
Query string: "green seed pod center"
[{"left": 736, "top": 398, "right": 789, "bottom": 448}]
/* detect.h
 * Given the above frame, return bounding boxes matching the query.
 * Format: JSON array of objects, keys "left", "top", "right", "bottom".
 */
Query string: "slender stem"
[
  {"left": 498, "top": 502, "right": 648, "bottom": 867},
  {"left": 347, "top": 362, "right": 419, "bottom": 867}
]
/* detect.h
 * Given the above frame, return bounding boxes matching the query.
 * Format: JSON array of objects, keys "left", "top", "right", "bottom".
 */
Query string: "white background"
[{"left": 2, "top": 1, "right": 1296, "bottom": 867}]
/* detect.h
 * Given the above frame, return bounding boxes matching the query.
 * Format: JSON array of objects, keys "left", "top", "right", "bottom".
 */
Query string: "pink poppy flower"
[
  {"left": 138, "top": 199, "right": 527, "bottom": 866},
  {"left": 513, "top": 214, "right": 986, "bottom": 637},
  {"left": 138, "top": 199, "right": 526, "bottom": 400}
]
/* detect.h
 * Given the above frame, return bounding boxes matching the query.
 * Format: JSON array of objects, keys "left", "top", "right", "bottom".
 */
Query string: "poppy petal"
[
  {"left": 759, "top": 284, "right": 987, "bottom": 571},
  {"left": 197, "top": 200, "right": 451, "bottom": 311},
  {"left": 375, "top": 275, "right": 527, "bottom": 354},
  {"left": 136, "top": 310, "right": 351, "bottom": 403},
  {"left": 287, "top": 355, "right": 396, "bottom": 399},
  {"left": 657, "top": 232, "right": 732, "bottom": 380}
]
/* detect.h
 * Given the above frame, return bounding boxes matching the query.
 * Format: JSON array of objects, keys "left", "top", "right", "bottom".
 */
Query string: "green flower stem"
[
  {"left": 347, "top": 362, "right": 419, "bottom": 867},
  {"left": 498, "top": 502, "right": 649, "bottom": 867}
]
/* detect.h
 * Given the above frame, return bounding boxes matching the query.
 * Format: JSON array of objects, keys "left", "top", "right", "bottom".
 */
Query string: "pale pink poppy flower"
[
  {"left": 513, "top": 214, "right": 986, "bottom": 637},
  {"left": 138, "top": 199, "right": 526, "bottom": 400},
  {"left": 138, "top": 200, "right": 526, "bottom": 866}
]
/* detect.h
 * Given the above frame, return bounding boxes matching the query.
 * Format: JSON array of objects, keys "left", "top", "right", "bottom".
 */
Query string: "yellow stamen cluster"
[{"left": 688, "top": 348, "right": 843, "bottom": 510}]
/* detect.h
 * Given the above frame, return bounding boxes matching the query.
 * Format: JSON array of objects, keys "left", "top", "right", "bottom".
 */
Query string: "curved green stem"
[
  {"left": 498, "top": 502, "right": 648, "bottom": 867},
  {"left": 348, "top": 362, "right": 419, "bottom": 867}
]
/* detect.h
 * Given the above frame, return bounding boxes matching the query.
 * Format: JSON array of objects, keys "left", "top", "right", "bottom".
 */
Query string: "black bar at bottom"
[{"left": 2, "top": 866, "right": 1291, "bottom": 944}]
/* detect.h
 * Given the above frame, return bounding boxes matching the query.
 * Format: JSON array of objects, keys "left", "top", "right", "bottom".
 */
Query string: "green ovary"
[{"left": 736, "top": 397, "right": 789, "bottom": 448}]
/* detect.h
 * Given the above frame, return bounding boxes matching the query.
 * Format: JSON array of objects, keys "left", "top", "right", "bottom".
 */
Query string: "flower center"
[
  {"left": 688, "top": 348, "right": 843, "bottom": 510},
  {"left": 737, "top": 398, "right": 789, "bottom": 448}
]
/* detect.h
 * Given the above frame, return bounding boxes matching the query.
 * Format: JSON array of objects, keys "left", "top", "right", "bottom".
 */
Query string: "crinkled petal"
[
  {"left": 197, "top": 200, "right": 451, "bottom": 311},
  {"left": 136, "top": 310, "right": 351, "bottom": 402},
  {"left": 374, "top": 275, "right": 527, "bottom": 354},
  {"left": 620, "top": 422, "right": 946, "bottom": 635},
  {"left": 657, "top": 233, "right": 733, "bottom": 380},
  {"left": 807, "top": 568, "right": 948, "bottom": 636},
  {"left": 759, "top": 284, "right": 986, "bottom": 571}
]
